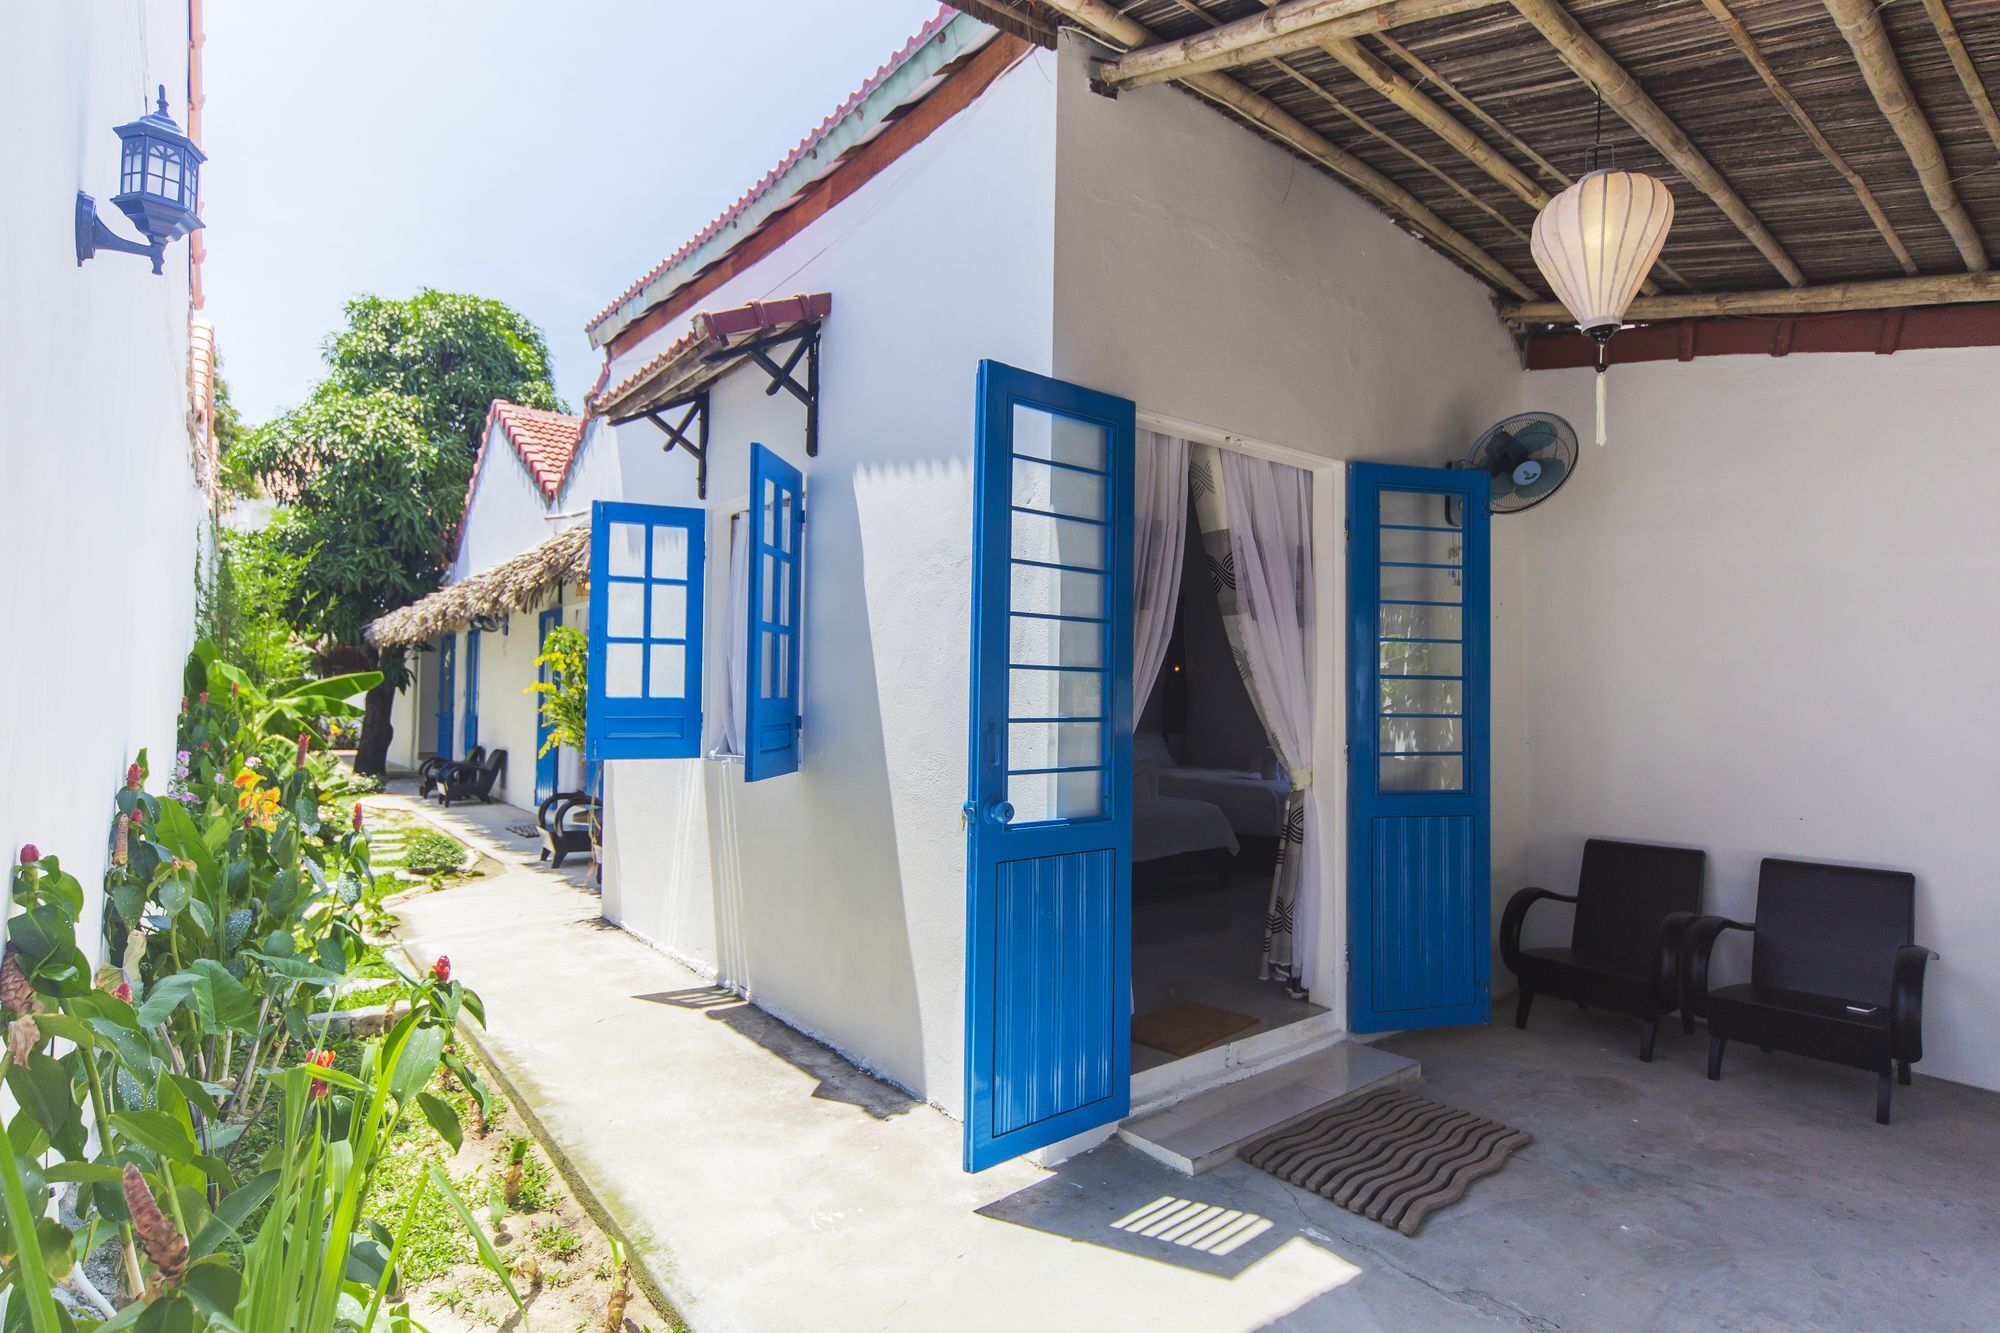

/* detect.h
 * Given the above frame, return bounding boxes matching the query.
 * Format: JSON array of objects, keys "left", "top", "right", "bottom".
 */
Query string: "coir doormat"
[
  {"left": 1131, "top": 1002, "right": 1260, "bottom": 1058},
  {"left": 1240, "top": 1086, "right": 1530, "bottom": 1236}
]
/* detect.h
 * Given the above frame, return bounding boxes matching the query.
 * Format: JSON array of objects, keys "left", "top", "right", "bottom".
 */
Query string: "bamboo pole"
[
  {"left": 1039, "top": 0, "right": 1539, "bottom": 298},
  {"left": 1373, "top": 34, "right": 1570, "bottom": 187},
  {"left": 1823, "top": 0, "right": 1988, "bottom": 271},
  {"left": 1920, "top": 0, "right": 2000, "bottom": 158},
  {"left": 1502, "top": 270, "right": 2000, "bottom": 322},
  {"left": 1509, "top": 0, "right": 1806, "bottom": 288},
  {"left": 1100, "top": 0, "right": 1505, "bottom": 89},
  {"left": 1699, "top": 0, "right": 1917, "bottom": 276}
]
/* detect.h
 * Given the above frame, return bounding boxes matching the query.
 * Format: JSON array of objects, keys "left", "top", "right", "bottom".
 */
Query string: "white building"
[
  {"left": 370, "top": 5, "right": 2000, "bottom": 1168},
  {"left": 1, "top": 0, "right": 216, "bottom": 933}
]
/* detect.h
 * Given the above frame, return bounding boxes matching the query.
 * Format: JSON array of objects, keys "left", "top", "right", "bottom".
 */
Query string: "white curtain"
[
  {"left": 1189, "top": 444, "right": 1318, "bottom": 990},
  {"left": 1133, "top": 430, "right": 1189, "bottom": 716},
  {"left": 716, "top": 516, "right": 751, "bottom": 757}
]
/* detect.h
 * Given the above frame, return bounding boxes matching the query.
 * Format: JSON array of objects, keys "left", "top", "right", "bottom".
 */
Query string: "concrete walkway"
[{"left": 377, "top": 791, "right": 2000, "bottom": 1332}]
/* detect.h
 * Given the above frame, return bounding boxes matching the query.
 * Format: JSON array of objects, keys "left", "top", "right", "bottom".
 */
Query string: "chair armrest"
[
  {"left": 1681, "top": 916, "right": 1754, "bottom": 1017},
  {"left": 1500, "top": 887, "right": 1577, "bottom": 976},
  {"left": 1891, "top": 944, "right": 1936, "bottom": 1064},
  {"left": 537, "top": 790, "right": 577, "bottom": 827},
  {"left": 1654, "top": 911, "right": 1698, "bottom": 1006}
]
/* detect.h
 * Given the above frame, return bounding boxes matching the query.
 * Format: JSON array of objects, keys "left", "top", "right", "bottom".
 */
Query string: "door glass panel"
[
  {"left": 1379, "top": 754, "right": 1464, "bottom": 792},
  {"left": 1379, "top": 564, "right": 1465, "bottom": 603},
  {"left": 1012, "top": 405, "right": 1107, "bottom": 471},
  {"left": 1379, "top": 490, "right": 1460, "bottom": 528},
  {"left": 1010, "top": 564, "right": 1105, "bottom": 620},
  {"left": 1012, "top": 510, "right": 1105, "bottom": 571},
  {"left": 1008, "top": 769, "right": 1105, "bottom": 823},
  {"left": 604, "top": 643, "right": 643, "bottom": 698},
  {"left": 605, "top": 583, "right": 644, "bottom": 638},
  {"left": 1380, "top": 604, "right": 1462, "bottom": 639},
  {"left": 1009, "top": 615, "right": 1105, "bottom": 669},
  {"left": 1380, "top": 679, "right": 1463, "bottom": 715},
  {"left": 650, "top": 525, "right": 688, "bottom": 580},
  {"left": 1008, "top": 667, "right": 1103, "bottom": 719},
  {"left": 1379, "top": 641, "right": 1464, "bottom": 677},
  {"left": 1380, "top": 717, "right": 1462, "bottom": 753},
  {"left": 1013, "top": 457, "right": 1106, "bottom": 521},
  {"left": 649, "top": 584, "right": 687, "bottom": 640},
  {"left": 606, "top": 523, "right": 647, "bottom": 577},
  {"left": 647, "top": 644, "right": 685, "bottom": 698},
  {"left": 1380, "top": 529, "right": 1464, "bottom": 567},
  {"left": 1008, "top": 722, "right": 1102, "bottom": 771},
  {"left": 778, "top": 490, "right": 795, "bottom": 555}
]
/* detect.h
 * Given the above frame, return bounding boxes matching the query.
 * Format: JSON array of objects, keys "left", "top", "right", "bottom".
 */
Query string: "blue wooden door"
[
  {"left": 462, "top": 629, "right": 482, "bottom": 756},
  {"left": 964, "top": 361, "right": 1135, "bottom": 1173},
  {"left": 536, "top": 608, "right": 562, "bottom": 803},
  {"left": 435, "top": 635, "right": 457, "bottom": 761},
  {"left": 745, "top": 443, "right": 805, "bottom": 782},
  {"left": 1348, "top": 463, "right": 1491, "bottom": 1032}
]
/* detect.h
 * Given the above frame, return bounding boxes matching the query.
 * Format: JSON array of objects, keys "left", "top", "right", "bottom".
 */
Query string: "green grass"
[
  {"left": 531, "top": 1222, "right": 583, "bottom": 1260},
  {"left": 400, "top": 828, "right": 468, "bottom": 877}
]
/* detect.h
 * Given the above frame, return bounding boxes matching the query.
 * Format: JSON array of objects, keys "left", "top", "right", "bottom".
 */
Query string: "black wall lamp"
[{"left": 75, "top": 86, "right": 205, "bottom": 274}]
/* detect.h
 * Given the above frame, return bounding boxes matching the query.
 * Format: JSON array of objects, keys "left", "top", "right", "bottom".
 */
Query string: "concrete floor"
[{"left": 381, "top": 792, "right": 2000, "bottom": 1332}]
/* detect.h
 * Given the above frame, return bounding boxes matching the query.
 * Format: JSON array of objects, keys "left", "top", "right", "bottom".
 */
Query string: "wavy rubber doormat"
[{"left": 1240, "top": 1086, "right": 1531, "bottom": 1236}]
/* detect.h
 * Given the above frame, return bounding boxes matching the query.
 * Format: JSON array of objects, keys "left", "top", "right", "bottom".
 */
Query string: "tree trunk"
[{"left": 355, "top": 676, "right": 397, "bottom": 777}]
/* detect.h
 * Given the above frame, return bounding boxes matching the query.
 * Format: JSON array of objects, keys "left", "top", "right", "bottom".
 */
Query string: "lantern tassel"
[{"left": 1595, "top": 365, "right": 1608, "bottom": 447}]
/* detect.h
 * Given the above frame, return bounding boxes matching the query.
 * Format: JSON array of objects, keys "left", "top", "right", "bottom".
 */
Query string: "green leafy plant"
[
  {"left": 527, "top": 625, "right": 587, "bottom": 759},
  {"left": 401, "top": 829, "right": 466, "bottom": 878}
]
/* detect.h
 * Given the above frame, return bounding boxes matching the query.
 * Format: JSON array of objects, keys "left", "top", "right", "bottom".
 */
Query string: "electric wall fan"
[{"left": 1458, "top": 412, "right": 1579, "bottom": 515}]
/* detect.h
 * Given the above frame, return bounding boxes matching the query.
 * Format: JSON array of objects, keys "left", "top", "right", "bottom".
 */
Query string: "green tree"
[
  {"left": 324, "top": 289, "right": 566, "bottom": 453},
  {"left": 244, "top": 291, "right": 566, "bottom": 775}
]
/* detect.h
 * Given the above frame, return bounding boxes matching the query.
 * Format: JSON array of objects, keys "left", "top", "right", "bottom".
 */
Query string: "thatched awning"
[{"left": 366, "top": 523, "right": 589, "bottom": 648}]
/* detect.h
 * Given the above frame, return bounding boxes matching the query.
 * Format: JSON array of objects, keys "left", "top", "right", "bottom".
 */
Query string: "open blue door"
[
  {"left": 1348, "top": 463, "right": 1491, "bottom": 1032},
  {"left": 745, "top": 443, "right": 804, "bottom": 782},
  {"left": 536, "top": 608, "right": 562, "bottom": 803},
  {"left": 587, "top": 502, "right": 706, "bottom": 762},
  {"left": 462, "top": 629, "right": 482, "bottom": 755},
  {"left": 434, "top": 635, "right": 457, "bottom": 761},
  {"left": 964, "top": 361, "right": 1134, "bottom": 1173}
]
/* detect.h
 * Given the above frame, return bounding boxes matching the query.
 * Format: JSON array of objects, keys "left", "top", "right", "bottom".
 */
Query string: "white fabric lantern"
[{"left": 1530, "top": 168, "right": 1674, "bottom": 445}]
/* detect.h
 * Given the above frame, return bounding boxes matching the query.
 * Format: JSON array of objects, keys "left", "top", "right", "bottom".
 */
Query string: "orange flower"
[{"left": 307, "top": 1049, "right": 336, "bottom": 1098}]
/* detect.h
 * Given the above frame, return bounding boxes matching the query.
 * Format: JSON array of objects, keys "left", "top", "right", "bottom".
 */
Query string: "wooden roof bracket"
[
  {"left": 643, "top": 392, "right": 710, "bottom": 500},
  {"left": 705, "top": 320, "right": 824, "bottom": 457}
]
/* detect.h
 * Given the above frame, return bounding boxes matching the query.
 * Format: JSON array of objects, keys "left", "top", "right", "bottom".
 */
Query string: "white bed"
[
  {"left": 1136, "top": 733, "right": 1291, "bottom": 839},
  {"left": 1133, "top": 790, "right": 1240, "bottom": 864}
]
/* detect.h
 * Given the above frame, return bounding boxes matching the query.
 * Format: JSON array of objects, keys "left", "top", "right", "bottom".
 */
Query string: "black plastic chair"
[
  {"left": 439, "top": 750, "right": 506, "bottom": 808},
  {"left": 418, "top": 746, "right": 480, "bottom": 799},
  {"left": 1685, "top": 858, "right": 1933, "bottom": 1124},
  {"left": 537, "top": 790, "right": 595, "bottom": 869},
  {"left": 1501, "top": 839, "right": 1707, "bottom": 1062}
]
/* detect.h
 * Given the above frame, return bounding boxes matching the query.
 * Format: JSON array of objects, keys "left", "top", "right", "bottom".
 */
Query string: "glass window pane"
[
  {"left": 1012, "top": 509, "right": 1105, "bottom": 571},
  {"left": 1380, "top": 754, "right": 1464, "bottom": 792},
  {"left": 606, "top": 582, "right": 644, "bottom": 639},
  {"left": 1008, "top": 769, "right": 1105, "bottom": 823},
  {"left": 1379, "top": 641, "right": 1463, "bottom": 677},
  {"left": 1381, "top": 529, "right": 1463, "bottom": 566},
  {"left": 1380, "top": 717, "right": 1462, "bottom": 753},
  {"left": 1010, "top": 563, "right": 1104, "bottom": 620},
  {"left": 778, "top": 490, "right": 795, "bottom": 554},
  {"left": 1012, "top": 405, "right": 1106, "bottom": 472},
  {"left": 760, "top": 557, "right": 778, "bottom": 628},
  {"left": 647, "top": 644, "right": 685, "bottom": 698},
  {"left": 649, "top": 584, "right": 687, "bottom": 640},
  {"left": 774, "top": 559, "right": 791, "bottom": 628},
  {"left": 1380, "top": 564, "right": 1464, "bottom": 603},
  {"left": 604, "top": 644, "right": 643, "bottom": 698},
  {"left": 762, "top": 480, "right": 778, "bottom": 547},
  {"left": 650, "top": 525, "right": 687, "bottom": 580},
  {"left": 607, "top": 522, "right": 647, "bottom": 577},
  {"left": 1009, "top": 721, "right": 1103, "bottom": 772},
  {"left": 1008, "top": 614, "right": 1104, "bottom": 669},
  {"left": 1012, "top": 457, "right": 1106, "bottom": 521},
  {"left": 760, "top": 630, "right": 776, "bottom": 698},
  {"left": 1380, "top": 679, "right": 1463, "bottom": 715},
  {"left": 1008, "top": 667, "right": 1103, "bottom": 719},
  {"left": 1380, "top": 490, "right": 1460, "bottom": 528},
  {"left": 1381, "top": 603, "right": 1462, "bottom": 640}
]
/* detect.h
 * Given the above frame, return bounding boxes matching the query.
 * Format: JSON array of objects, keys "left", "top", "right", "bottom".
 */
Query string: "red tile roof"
[
  {"left": 590, "top": 293, "right": 832, "bottom": 422},
  {"left": 585, "top": 7, "right": 956, "bottom": 338},
  {"left": 486, "top": 400, "right": 587, "bottom": 503}
]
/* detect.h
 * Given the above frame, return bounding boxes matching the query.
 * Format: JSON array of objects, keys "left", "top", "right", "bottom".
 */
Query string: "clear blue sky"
[{"left": 202, "top": 1, "right": 944, "bottom": 423}]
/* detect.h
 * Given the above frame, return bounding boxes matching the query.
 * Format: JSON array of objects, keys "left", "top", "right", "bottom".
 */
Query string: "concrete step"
[{"left": 1118, "top": 1040, "right": 1419, "bottom": 1175}]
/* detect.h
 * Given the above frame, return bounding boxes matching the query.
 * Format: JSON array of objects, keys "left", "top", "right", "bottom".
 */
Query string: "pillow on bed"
[
  {"left": 1132, "top": 758, "right": 1161, "bottom": 800},
  {"left": 1134, "top": 732, "right": 1175, "bottom": 769}
]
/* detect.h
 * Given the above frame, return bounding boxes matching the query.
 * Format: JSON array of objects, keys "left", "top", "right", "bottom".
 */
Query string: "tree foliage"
[
  {"left": 322, "top": 289, "right": 567, "bottom": 454},
  {"left": 197, "top": 528, "right": 311, "bottom": 685}
]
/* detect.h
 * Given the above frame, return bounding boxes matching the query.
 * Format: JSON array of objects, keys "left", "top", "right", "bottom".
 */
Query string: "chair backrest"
[
  {"left": 1752, "top": 858, "right": 1914, "bottom": 1003},
  {"left": 478, "top": 750, "right": 507, "bottom": 790},
  {"left": 1571, "top": 839, "right": 1707, "bottom": 973}
]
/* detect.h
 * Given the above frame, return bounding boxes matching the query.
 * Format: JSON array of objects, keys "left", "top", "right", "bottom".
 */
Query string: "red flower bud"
[
  {"left": 352, "top": 804, "right": 365, "bottom": 832},
  {"left": 126, "top": 763, "right": 142, "bottom": 790},
  {"left": 129, "top": 805, "right": 143, "bottom": 826},
  {"left": 17, "top": 845, "right": 38, "bottom": 865},
  {"left": 114, "top": 982, "right": 132, "bottom": 1004},
  {"left": 308, "top": 1048, "right": 336, "bottom": 1098},
  {"left": 198, "top": 691, "right": 208, "bottom": 705},
  {"left": 431, "top": 955, "right": 451, "bottom": 984},
  {"left": 179, "top": 695, "right": 188, "bottom": 713},
  {"left": 296, "top": 733, "right": 310, "bottom": 768},
  {"left": 200, "top": 742, "right": 210, "bottom": 751},
  {"left": 230, "top": 681, "right": 239, "bottom": 697}
]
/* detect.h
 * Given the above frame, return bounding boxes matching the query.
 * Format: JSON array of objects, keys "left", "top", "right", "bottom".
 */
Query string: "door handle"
[{"left": 988, "top": 801, "right": 1015, "bottom": 826}]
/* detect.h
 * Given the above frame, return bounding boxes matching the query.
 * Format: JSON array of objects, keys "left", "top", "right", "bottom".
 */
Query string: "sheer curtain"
[
  {"left": 1133, "top": 430, "right": 1189, "bottom": 716},
  {"left": 1189, "top": 443, "right": 1318, "bottom": 990},
  {"left": 715, "top": 516, "right": 751, "bottom": 757}
]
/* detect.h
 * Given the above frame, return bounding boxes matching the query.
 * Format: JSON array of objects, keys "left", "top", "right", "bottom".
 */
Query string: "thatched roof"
[{"left": 365, "top": 523, "right": 588, "bottom": 648}]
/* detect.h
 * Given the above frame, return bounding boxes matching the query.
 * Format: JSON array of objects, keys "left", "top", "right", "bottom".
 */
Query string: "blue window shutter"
[
  {"left": 462, "top": 630, "right": 481, "bottom": 753},
  {"left": 745, "top": 443, "right": 804, "bottom": 782},
  {"left": 587, "top": 501, "right": 706, "bottom": 762}
]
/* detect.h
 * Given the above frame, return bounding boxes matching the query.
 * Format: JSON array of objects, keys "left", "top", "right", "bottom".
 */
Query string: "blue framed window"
[
  {"left": 462, "top": 629, "right": 481, "bottom": 755},
  {"left": 744, "top": 443, "right": 805, "bottom": 781},
  {"left": 587, "top": 501, "right": 706, "bottom": 762}
]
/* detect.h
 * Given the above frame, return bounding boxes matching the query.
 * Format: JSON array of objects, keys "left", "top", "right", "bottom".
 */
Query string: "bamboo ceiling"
[{"left": 963, "top": 0, "right": 2000, "bottom": 321}]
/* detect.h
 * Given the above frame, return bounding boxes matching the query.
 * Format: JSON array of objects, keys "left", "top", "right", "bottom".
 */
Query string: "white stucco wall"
[
  {"left": 1503, "top": 348, "right": 2000, "bottom": 1092},
  {"left": 596, "top": 43, "right": 1060, "bottom": 1108},
  {"left": 1048, "top": 34, "right": 1530, "bottom": 1010},
  {"left": 0, "top": 1, "right": 206, "bottom": 935}
]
